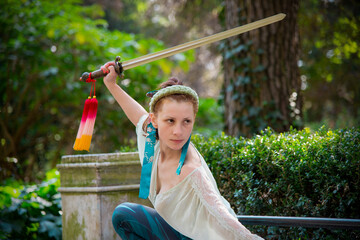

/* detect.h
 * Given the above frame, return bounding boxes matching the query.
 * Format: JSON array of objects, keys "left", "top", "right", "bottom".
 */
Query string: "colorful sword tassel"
[
  {"left": 73, "top": 97, "right": 91, "bottom": 150},
  {"left": 77, "top": 96, "right": 98, "bottom": 151},
  {"left": 73, "top": 75, "right": 98, "bottom": 151}
]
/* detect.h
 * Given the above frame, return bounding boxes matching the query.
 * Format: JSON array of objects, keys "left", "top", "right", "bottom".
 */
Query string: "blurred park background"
[
  {"left": 0, "top": 0, "right": 359, "bottom": 239},
  {"left": 1, "top": 0, "right": 359, "bottom": 182}
]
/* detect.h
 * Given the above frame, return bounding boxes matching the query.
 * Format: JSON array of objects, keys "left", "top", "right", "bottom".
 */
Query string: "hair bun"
[{"left": 159, "top": 77, "right": 183, "bottom": 89}]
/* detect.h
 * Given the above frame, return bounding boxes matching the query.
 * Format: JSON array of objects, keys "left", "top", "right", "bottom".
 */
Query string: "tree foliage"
[
  {"left": 0, "top": 0, "right": 192, "bottom": 181},
  {"left": 299, "top": 0, "right": 360, "bottom": 128}
]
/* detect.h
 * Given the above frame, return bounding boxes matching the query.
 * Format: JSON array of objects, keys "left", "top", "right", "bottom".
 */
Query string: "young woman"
[{"left": 102, "top": 62, "right": 263, "bottom": 240}]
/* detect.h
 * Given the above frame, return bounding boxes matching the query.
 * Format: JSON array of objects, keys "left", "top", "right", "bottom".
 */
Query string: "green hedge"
[
  {"left": 193, "top": 127, "right": 360, "bottom": 239},
  {"left": 1, "top": 127, "right": 359, "bottom": 239},
  {"left": 0, "top": 170, "right": 62, "bottom": 240}
]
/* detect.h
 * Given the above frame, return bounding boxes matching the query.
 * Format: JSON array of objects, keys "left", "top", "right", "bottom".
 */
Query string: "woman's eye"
[
  {"left": 167, "top": 119, "right": 174, "bottom": 123},
  {"left": 184, "top": 119, "right": 191, "bottom": 124}
]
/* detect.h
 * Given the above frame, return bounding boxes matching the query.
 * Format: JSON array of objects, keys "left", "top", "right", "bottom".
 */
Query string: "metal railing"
[{"left": 237, "top": 216, "right": 360, "bottom": 230}]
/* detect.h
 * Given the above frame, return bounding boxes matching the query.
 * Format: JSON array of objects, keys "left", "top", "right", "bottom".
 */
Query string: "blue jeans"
[{"left": 112, "top": 202, "right": 192, "bottom": 240}]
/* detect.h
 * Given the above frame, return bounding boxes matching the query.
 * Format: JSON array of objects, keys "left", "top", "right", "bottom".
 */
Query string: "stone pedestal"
[{"left": 57, "top": 152, "right": 152, "bottom": 240}]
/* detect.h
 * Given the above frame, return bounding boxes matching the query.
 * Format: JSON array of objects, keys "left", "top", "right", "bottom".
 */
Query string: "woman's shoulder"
[
  {"left": 179, "top": 163, "right": 200, "bottom": 179},
  {"left": 179, "top": 145, "right": 202, "bottom": 180}
]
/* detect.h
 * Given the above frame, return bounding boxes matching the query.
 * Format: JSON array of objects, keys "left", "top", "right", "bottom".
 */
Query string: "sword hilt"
[{"left": 80, "top": 56, "right": 124, "bottom": 82}]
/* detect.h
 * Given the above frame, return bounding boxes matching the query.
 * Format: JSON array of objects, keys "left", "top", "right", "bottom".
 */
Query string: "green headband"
[{"left": 149, "top": 85, "right": 199, "bottom": 112}]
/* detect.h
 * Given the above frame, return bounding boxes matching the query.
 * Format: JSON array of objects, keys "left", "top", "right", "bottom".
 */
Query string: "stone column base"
[{"left": 57, "top": 152, "right": 151, "bottom": 240}]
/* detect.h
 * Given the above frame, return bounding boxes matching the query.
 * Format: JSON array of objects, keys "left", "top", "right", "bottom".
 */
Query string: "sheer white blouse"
[{"left": 136, "top": 114, "right": 263, "bottom": 240}]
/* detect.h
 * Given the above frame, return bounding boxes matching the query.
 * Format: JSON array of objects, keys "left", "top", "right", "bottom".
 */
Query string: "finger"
[
  {"left": 108, "top": 65, "right": 116, "bottom": 75},
  {"left": 101, "top": 66, "right": 109, "bottom": 74},
  {"left": 105, "top": 61, "right": 115, "bottom": 68},
  {"left": 101, "top": 61, "right": 115, "bottom": 74}
]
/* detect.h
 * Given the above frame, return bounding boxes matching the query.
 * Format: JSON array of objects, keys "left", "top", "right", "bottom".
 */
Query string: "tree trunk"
[{"left": 223, "top": 0, "right": 301, "bottom": 137}]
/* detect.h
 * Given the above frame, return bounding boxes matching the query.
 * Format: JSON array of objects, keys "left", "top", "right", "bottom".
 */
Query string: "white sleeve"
[
  {"left": 135, "top": 114, "right": 149, "bottom": 166},
  {"left": 191, "top": 169, "right": 263, "bottom": 240}
]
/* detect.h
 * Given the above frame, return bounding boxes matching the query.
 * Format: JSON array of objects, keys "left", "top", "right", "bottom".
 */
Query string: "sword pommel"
[{"left": 80, "top": 56, "right": 123, "bottom": 82}]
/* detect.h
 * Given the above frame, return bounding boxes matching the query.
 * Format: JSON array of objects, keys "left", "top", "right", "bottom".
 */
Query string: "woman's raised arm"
[{"left": 103, "top": 64, "right": 148, "bottom": 126}]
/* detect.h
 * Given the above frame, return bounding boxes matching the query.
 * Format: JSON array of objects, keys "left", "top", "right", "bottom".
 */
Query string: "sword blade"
[
  {"left": 122, "top": 13, "right": 285, "bottom": 70},
  {"left": 80, "top": 13, "right": 285, "bottom": 81}
]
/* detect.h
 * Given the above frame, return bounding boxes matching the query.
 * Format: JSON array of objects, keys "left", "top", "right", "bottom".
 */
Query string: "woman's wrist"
[{"left": 104, "top": 80, "right": 118, "bottom": 91}]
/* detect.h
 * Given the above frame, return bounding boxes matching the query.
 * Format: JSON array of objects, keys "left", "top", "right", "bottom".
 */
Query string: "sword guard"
[{"left": 80, "top": 56, "right": 124, "bottom": 82}]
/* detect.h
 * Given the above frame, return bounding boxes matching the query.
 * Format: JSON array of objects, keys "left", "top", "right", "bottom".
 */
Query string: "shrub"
[
  {"left": 0, "top": 169, "right": 62, "bottom": 240},
  {"left": 193, "top": 126, "right": 360, "bottom": 239}
]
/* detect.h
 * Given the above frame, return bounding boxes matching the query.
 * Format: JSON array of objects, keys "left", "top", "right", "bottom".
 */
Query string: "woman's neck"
[{"left": 159, "top": 142, "right": 182, "bottom": 164}]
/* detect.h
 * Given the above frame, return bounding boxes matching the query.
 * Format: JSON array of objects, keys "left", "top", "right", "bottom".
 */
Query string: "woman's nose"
[{"left": 173, "top": 123, "right": 182, "bottom": 135}]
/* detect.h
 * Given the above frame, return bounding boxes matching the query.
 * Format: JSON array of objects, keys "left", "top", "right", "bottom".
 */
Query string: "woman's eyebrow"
[{"left": 163, "top": 115, "right": 192, "bottom": 119}]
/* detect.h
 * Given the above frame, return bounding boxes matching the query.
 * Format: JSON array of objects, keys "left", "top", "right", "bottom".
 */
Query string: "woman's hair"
[
  {"left": 159, "top": 77, "right": 183, "bottom": 88},
  {"left": 153, "top": 77, "right": 198, "bottom": 115},
  {"left": 142, "top": 77, "right": 199, "bottom": 134}
]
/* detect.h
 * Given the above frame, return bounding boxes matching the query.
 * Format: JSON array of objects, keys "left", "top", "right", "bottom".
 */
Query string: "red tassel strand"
[
  {"left": 73, "top": 80, "right": 98, "bottom": 151},
  {"left": 73, "top": 97, "right": 91, "bottom": 150}
]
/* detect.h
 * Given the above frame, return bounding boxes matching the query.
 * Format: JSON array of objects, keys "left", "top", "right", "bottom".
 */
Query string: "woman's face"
[{"left": 151, "top": 98, "right": 195, "bottom": 151}]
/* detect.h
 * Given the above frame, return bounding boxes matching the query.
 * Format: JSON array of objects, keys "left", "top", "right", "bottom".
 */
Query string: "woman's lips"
[{"left": 170, "top": 139, "right": 183, "bottom": 144}]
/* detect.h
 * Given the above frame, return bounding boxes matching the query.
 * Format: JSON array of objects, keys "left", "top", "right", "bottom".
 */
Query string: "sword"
[{"left": 80, "top": 13, "right": 286, "bottom": 81}]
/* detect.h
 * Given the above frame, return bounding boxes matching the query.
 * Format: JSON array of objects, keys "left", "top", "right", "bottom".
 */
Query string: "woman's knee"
[
  {"left": 112, "top": 202, "right": 138, "bottom": 236},
  {"left": 112, "top": 202, "right": 134, "bottom": 223},
  {"left": 112, "top": 202, "right": 152, "bottom": 239}
]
